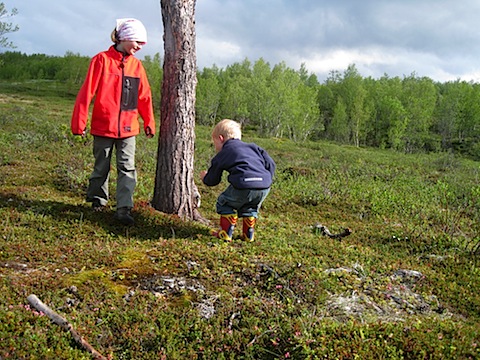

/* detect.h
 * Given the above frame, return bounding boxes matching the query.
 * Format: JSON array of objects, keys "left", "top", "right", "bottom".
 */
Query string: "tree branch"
[{"left": 26, "top": 294, "right": 108, "bottom": 360}]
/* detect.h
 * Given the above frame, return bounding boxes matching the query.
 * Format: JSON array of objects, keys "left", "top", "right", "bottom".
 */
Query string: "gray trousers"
[{"left": 86, "top": 136, "right": 137, "bottom": 209}]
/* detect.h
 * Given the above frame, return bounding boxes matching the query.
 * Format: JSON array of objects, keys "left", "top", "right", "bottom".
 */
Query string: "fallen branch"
[
  {"left": 314, "top": 223, "right": 352, "bottom": 239},
  {"left": 26, "top": 294, "right": 108, "bottom": 360}
]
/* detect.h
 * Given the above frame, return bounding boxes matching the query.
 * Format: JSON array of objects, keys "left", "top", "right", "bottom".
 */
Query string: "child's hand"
[
  {"left": 145, "top": 127, "right": 153, "bottom": 138},
  {"left": 200, "top": 170, "right": 207, "bottom": 181}
]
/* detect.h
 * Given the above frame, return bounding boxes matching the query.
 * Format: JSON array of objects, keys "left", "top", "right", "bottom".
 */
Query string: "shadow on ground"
[{"left": 0, "top": 191, "right": 211, "bottom": 241}]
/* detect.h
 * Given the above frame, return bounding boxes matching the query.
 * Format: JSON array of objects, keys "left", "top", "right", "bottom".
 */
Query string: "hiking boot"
[
  {"left": 92, "top": 199, "right": 106, "bottom": 212},
  {"left": 114, "top": 207, "right": 134, "bottom": 226}
]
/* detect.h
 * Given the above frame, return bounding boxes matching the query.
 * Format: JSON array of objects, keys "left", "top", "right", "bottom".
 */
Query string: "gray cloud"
[{"left": 7, "top": 0, "right": 480, "bottom": 82}]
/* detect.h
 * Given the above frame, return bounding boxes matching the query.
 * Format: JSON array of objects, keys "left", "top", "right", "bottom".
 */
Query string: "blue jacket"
[{"left": 203, "top": 139, "right": 276, "bottom": 189}]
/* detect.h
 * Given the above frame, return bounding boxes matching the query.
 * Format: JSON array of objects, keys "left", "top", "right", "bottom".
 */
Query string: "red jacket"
[{"left": 71, "top": 46, "right": 155, "bottom": 138}]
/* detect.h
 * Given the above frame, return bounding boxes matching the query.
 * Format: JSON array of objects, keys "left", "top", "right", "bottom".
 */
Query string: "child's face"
[
  {"left": 120, "top": 40, "right": 145, "bottom": 56},
  {"left": 212, "top": 135, "right": 224, "bottom": 153}
]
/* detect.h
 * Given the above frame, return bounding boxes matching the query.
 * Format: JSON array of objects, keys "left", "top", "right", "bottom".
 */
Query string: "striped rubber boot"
[
  {"left": 241, "top": 216, "right": 256, "bottom": 242},
  {"left": 211, "top": 214, "right": 237, "bottom": 241}
]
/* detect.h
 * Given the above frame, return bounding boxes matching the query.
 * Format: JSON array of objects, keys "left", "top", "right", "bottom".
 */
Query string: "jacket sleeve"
[
  {"left": 137, "top": 64, "right": 156, "bottom": 136},
  {"left": 202, "top": 156, "right": 223, "bottom": 187},
  {"left": 70, "top": 55, "right": 103, "bottom": 135}
]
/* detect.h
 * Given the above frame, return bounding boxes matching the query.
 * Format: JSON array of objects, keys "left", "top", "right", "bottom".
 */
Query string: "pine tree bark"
[{"left": 153, "top": 0, "right": 205, "bottom": 222}]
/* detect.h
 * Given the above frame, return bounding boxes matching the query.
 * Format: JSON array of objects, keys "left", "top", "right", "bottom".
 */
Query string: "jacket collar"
[{"left": 107, "top": 45, "right": 131, "bottom": 61}]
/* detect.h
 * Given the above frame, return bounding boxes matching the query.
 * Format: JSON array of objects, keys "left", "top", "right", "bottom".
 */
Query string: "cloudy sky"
[{"left": 7, "top": 0, "right": 480, "bottom": 82}]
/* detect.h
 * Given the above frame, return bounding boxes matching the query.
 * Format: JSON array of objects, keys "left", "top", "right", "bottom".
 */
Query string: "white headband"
[{"left": 116, "top": 18, "right": 147, "bottom": 43}]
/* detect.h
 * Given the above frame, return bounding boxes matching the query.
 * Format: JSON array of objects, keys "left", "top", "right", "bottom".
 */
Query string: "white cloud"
[{"left": 196, "top": 37, "right": 242, "bottom": 69}]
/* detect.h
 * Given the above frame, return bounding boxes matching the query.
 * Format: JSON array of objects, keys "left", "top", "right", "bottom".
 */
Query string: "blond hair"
[
  {"left": 212, "top": 119, "right": 242, "bottom": 140},
  {"left": 110, "top": 29, "right": 119, "bottom": 43}
]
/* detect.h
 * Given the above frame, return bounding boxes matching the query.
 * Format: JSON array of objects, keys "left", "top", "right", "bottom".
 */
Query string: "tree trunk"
[{"left": 153, "top": 0, "right": 205, "bottom": 222}]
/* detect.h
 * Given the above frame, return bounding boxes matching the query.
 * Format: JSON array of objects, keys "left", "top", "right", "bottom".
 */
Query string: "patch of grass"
[{"left": 0, "top": 83, "right": 479, "bottom": 359}]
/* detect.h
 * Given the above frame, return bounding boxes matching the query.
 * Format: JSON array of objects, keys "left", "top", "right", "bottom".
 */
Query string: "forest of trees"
[{"left": 1, "top": 51, "right": 479, "bottom": 159}]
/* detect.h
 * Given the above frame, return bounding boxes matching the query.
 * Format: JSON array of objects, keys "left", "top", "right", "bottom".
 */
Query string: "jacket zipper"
[{"left": 118, "top": 55, "right": 125, "bottom": 137}]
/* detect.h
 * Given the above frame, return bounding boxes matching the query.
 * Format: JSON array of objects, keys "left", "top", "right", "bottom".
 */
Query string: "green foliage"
[
  {"left": 142, "top": 53, "right": 163, "bottom": 112},
  {"left": 0, "top": 86, "right": 479, "bottom": 359},
  {"left": 196, "top": 65, "right": 222, "bottom": 126},
  {"left": 0, "top": 2, "right": 18, "bottom": 49},
  {"left": 196, "top": 58, "right": 321, "bottom": 141},
  {"left": 330, "top": 97, "right": 349, "bottom": 142},
  {"left": 0, "top": 52, "right": 89, "bottom": 100},
  {"left": 2, "top": 52, "right": 480, "bottom": 157}
]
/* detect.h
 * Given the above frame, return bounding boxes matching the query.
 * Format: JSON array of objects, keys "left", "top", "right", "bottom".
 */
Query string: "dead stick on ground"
[
  {"left": 26, "top": 294, "right": 108, "bottom": 360},
  {"left": 314, "top": 223, "right": 352, "bottom": 239}
]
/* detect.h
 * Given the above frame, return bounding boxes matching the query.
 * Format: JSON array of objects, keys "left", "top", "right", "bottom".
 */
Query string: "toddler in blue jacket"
[{"left": 200, "top": 119, "right": 276, "bottom": 241}]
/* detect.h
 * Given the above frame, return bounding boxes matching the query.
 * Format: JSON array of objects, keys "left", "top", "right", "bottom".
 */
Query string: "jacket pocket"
[{"left": 121, "top": 76, "right": 140, "bottom": 111}]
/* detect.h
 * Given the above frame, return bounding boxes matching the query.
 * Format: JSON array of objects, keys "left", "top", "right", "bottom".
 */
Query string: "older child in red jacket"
[{"left": 71, "top": 18, "right": 155, "bottom": 225}]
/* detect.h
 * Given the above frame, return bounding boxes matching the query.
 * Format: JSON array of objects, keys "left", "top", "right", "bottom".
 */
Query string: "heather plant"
[{"left": 0, "top": 83, "right": 479, "bottom": 359}]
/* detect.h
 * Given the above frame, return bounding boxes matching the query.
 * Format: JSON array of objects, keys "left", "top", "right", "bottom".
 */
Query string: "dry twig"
[{"left": 26, "top": 294, "right": 108, "bottom": 360}]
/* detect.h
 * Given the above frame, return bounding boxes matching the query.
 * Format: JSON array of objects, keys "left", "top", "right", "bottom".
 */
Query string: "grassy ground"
[{"left": 0, "top": 83, "right": 479, "bottom": 359}]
